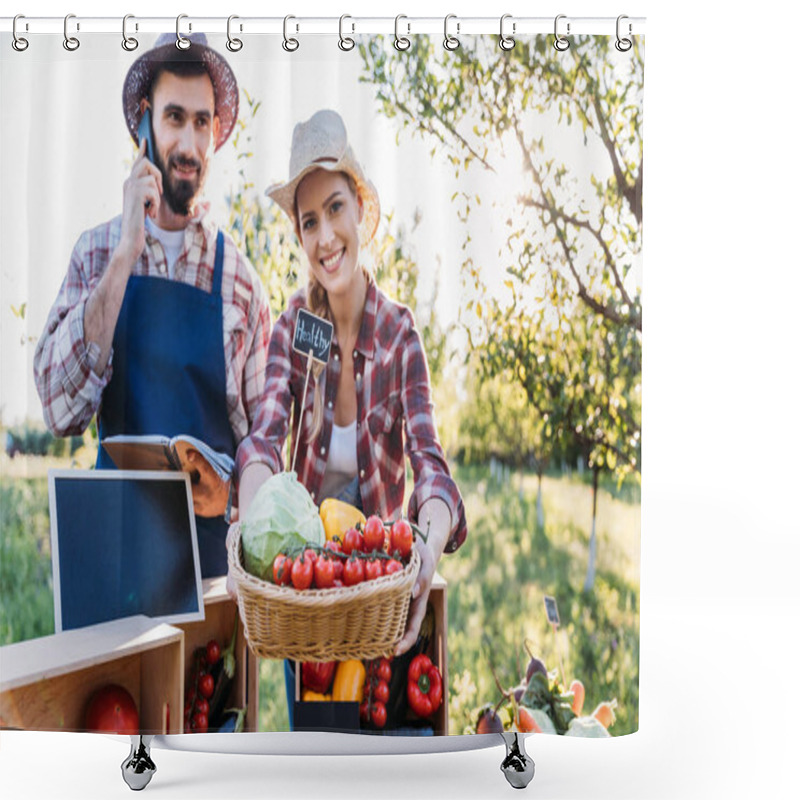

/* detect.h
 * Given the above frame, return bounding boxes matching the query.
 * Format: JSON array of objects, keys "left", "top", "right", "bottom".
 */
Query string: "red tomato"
[
  {"left": 332, "top": 558, "right": 344, "bottom": 581},
  {"left": 195, "top": 697, "right": 209, "bottom": 716},
  {"left": 390, "top": 519, "right": 413, "bottom": 560},
  {"left": 343, "top": 556, "right": 365, "bottom": 586},
  {"left": 291, "top": 557, "right": 314, "bottom": 590},
  {"left": 314, "top": 556, "right": 335, "bottom": 589},
  {"left": 363, "top": 515, "right": 386, "bottom": 552},
  {"left": 324, "top": 539, "right": 343, "bottom": 554},
  {"left": 342, "top": 527, "right": 365, "bottom": 555},
  {"left": 370, "top": 701, "right": 387, "bottom": 728},
  {"left": 84, "top": 684, "right": 139, "bottom": 734},
  {"left": 377, "top": 658, "right": 392, "bottom": 683},
  {"left": 373, "top": 679, "right": 390, "bottom": 705},
  {"left": 364, "top": 559, "right": 383, "bottom": 581},
  {"left": 273, "top": 554, "right": 293, "bottom": 586},
  {"left": 303, "top": 548, "right": 318, "bottom": 563},
  {"left": 198, "top": 673, "right": 215, "bottom": 700},
  {"left": 384, "top": 558, "right": 404, "bottom": 576},
  {"left": 205, "top": 639, "right": 221, "bottom": 666},
  {"left": 192, "top": 712, "right": 209, "bottom": 733},
  {"left": 359, "top": 701, "right": 370, "bottom": 723}
]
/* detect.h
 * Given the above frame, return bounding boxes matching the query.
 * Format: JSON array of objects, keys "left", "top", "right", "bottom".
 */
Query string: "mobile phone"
[
  {"left": 138, "top": 107, "right": 155, "bottom": 160},
  {"left": 137, "top": 108, "right": 155, "bottom": 210}
]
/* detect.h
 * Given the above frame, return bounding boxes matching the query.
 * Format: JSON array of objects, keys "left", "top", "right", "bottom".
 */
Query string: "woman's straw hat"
[{"left": 267, "top": 110, "right": 380, "bottom": 243}]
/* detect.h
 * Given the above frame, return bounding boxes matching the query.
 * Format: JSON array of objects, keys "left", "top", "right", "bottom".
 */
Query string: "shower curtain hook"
[
  {"left": 176, "top": 14, "right": 191, "bottom": 50},
  {"left": 227, "top": 15, "right": 243, "bottom": 52},
  {"left": 283, "top": 15, "right": 300, "bottom": 52},
  {"left": 615, "top": 15, "right": 633, "bottom": 52},
  {"left": 444, "top": 14, "right": 460, "bottom": 51},
  {"left": 394, "top": 15, "right": 411, "bottom": 51},
  {"left": 338, "top": 15, "right": 355, "bottom": 51},
  {"left": 499, "top": 14, "right": 515, "bottom": 51},
  {"left": 63, "top": 14, "right": 80, "bottom": 51},
  {"left": 122, "top": 14, "right": 139, "bottom": 52},
  {"left": 12, "top": 15, "right": 29, "bottom": 52},
  {"left": 554, "top": 14, "right": 570, "bottom": 51}
]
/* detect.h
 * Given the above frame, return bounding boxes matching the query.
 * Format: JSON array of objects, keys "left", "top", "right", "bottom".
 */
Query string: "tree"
[{"left": 359, "top": 34, "right": 643, "bottom": 590}]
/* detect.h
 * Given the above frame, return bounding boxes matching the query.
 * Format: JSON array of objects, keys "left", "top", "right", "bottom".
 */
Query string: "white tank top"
[{"left": 319, "top": 419, "right": 358, "bottom": 501}]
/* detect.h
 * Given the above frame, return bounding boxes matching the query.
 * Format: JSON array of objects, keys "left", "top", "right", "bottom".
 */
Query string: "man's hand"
[
  {"left": 117, "top": 139, "right": 163, "bottom": 265},
  {"left": 184, "top": 448, "right": 228, "bottom": 517},
  {"left": 225, "top": 520, "right": 240, "bottom": 601}
]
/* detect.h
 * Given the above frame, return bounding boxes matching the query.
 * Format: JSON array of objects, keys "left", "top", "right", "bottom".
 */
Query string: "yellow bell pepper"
[
  {"left": 301, "top": 690, "right": 332, "bottom": 702},
  {"left": 331, "top": 660, "right": 366, "bottom": 703},
  {"left": 319, "top": 498, "right": 366, "bottom": 543}
]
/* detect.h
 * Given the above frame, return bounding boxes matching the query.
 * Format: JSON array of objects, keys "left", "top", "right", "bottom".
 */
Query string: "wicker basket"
[{"left": 227, "top": 523, "right": 421, "bottom": 662}]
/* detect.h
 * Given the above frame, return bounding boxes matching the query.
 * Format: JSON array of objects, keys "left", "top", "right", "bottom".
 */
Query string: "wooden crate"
[
  {"left": 294, "top": 573, "right": 448, "bottom": 735},
  {"left": 0, "top": 615, "right": 183, "bottom": 733},
  {"left": 175, "top": 577, "right": 258, "bottom": 732}
]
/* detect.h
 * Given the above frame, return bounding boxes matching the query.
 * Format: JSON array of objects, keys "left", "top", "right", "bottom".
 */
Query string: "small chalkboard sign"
[
  {"left": 293, "top": 309, "right": 334, "bottom": 364},
  {"left": 543, "top": 595, "right": 560, "bottom": 627}
]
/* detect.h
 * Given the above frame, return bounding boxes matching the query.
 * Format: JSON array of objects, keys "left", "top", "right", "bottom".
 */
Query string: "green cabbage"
[{"left": 241, "top": 472, "right": 324, "bottom": 581}]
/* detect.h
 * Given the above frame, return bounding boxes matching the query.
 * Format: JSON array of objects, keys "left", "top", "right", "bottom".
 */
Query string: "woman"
[{"left": 232, "top": 110, "right": 467, "bottom": 721}]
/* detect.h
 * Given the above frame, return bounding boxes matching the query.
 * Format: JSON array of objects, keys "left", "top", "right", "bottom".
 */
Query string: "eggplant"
[
  {"left": 207, "top": 615, "right": 239, "bottom": 729},
  {"left": 212, "top": 707, "right": 246, "bottom": 733}
]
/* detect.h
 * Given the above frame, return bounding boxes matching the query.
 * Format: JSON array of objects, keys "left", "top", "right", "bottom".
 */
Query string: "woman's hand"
[{"left": 394, "top": 497, "right": 451, "bottom": 656}]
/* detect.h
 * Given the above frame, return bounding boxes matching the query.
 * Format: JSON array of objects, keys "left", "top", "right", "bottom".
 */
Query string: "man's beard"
[{"left": 152, "top": 144, "right": 206, "bottom": 217}]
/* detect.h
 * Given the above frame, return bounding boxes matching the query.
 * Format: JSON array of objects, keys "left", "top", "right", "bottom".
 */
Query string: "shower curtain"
[{"left": 0, "top": 19, "right": 643, "bottom": 741}]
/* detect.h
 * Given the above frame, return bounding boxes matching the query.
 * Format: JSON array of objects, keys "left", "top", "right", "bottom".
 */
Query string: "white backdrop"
[{"left": 2, "top": 1, "right": 798, "bottom": 799}]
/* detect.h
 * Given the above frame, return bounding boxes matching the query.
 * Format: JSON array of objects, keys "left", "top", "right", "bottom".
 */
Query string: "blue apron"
[{"left": 96, "top": 231, "right": 235, "bottom": 578}]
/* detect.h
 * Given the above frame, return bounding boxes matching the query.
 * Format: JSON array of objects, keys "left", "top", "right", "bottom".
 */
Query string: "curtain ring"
[
  {"left": 122, "top": 14, "right": 139, "bottom": 52},
  {"left": 394, "top": 15, "right": 411, "bottom": 51},
  {"left": 12, "top": 15, "right": 29, "bottom": 52},
  {"left": 63, "top": 14, "right": 80, "bottom": 51},
  {"left": 227, "top": 15, "right": 243, "bottom": 52},
  {"left": 554, "top": 14, "right": 570, "bottom": 51},
  {"left": 499, "top": 14, "right": 515, "bottom": 51},
  {"left": 338, "top": 14, "right": 355, "bottom": 51},
  {"left": 176, "top": 14, "right": 190, "bottom": 50},
  {"left": 444, "top": 14, "right": 460, "bottom": 51},
  {"left": 615, "top": 15, "right": 632, "bottom": 52},
  {"left": 283, "top": 15, "right": 299, "bottom": 52}
]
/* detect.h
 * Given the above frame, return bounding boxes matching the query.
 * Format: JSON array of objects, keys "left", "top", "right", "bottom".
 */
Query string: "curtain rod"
[{"left": 1, "top": 16, "right": 646, "bottom": 37}]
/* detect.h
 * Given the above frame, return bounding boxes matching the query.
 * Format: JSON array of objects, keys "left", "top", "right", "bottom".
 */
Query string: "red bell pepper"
[
  {"left": 406, "top": 654, "right": 443, "bottom": 718},
  {"left": 301, "top": 661, "right": 337, "bottom": 695}
]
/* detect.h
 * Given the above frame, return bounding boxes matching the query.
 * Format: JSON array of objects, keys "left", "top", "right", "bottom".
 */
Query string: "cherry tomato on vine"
[
  {"left": 343, "top": 556, "right": 365, "bottom": 586},
  {"left": 364, "top": 559, "right": 383, "bottom": 582},
  {"left": 273, "top": 554, "right": 293, "bottom": 586},
  {"left": 370, "top": 701, "right": 387, "bottom": 728},
  {"left": 314, "top": 556, "right": 335, "bottom": 589},
  {"left": 377, "top": 658, "right": 393, "bottom": 683},
  {"left": 198, "top": 673, "right": 215, "bottom": 700},
  {"left": 291, "top": 556, "right": 314, "bottom": 591},
  {"left": 205, "top": 639, "right": 221, "bottom": 666},
  {"left": 363, "top": 515, "right": 386, "bottom": 552},
  {"left": 390, "top": 519, "right": 413, "bottom": 560},
  {"left": 192, "top": 712, "right": 209, "bottom": 733},
  {"left": 373, "top": 679, "right": 390, "bottom": 705},
  {"left": 195, "top": 697, "right": 209, "bottom": 716},
  {"left": 384, "top": 558, "right": 404, "bottom": 576},
  {"left": 343, "top": 527, "right": 365, "bottom": 555}
]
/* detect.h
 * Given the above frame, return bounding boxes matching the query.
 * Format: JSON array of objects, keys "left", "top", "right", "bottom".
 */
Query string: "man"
[{"left": 33, "top": 33, "right": 270, "bottom": 578}]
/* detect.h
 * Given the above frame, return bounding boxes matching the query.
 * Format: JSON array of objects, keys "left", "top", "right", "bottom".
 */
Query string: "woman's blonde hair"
[{"left": 295, "top": 170, "right": 371, "bottom": 442}]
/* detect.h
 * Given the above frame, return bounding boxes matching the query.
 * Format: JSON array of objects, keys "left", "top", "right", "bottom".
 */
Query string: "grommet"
[
  {"left": 394, "top": 15, "right": 411, "bottom": 51},
  {"left": 499, "top": 14, "right": 515, "bottom": 51},
  {"left": 12, "top": 15, "right": 29, "bottom": 52},
  {"left": 283, "top": 15, "right": 299, "bottom": 52},
  {"left": 615, "top": 15, "right": 633, "bottom": 52},
  {"left": 554, "top": 14, "right": 570, "bottom": 51},
  {"left": 339, "top": 14, "right": 355, "bottom": 51},
  {"left": 63, "top": 14, "right": 80, "bottom": 51},
  {"left": 227, "top": 15, "right": 243, "bottom": 52},
  {"left": 444, "top": 14, "right": 460, "bottom": 51},
  {"left": 176, "top": 14, "right": 190, "bottom": 50}
]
